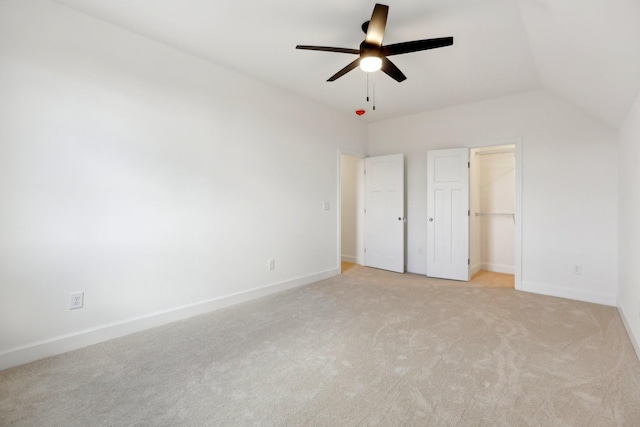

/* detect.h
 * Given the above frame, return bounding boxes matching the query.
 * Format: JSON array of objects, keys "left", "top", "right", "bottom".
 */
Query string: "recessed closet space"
[
  {"left": 340, "top": 154, "right": 364, "bottom": 271},
  {"left": 470, "top": 145, "right": 516, "bottom": 288}
]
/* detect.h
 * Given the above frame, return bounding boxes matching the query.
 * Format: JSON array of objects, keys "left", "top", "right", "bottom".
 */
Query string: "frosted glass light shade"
[{"left": 360, "top": 56, "right": 382, "bottom": 72}]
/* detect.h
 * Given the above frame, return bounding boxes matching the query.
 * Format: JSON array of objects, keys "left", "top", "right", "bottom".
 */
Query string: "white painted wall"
[
  {"left": 618, "top": 90, "right": 640, "bottom": 359},
  {"left": 340, "top": 155, "right": 364, "bottom": 264},
  {"left": 368, "top": 90, "right": 618, "bottom": 305},
  {"left": 0, "top": 0, "right": 366, "bottom": 369}
]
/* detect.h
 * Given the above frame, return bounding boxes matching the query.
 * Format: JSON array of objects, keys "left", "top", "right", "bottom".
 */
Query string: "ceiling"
[{"left": 51, "top": 0, "right": 640, "bottom": 128}]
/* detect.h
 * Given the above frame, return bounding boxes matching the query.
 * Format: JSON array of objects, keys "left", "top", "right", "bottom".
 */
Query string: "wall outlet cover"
[{"left": 69, "top": 291, "right": 84, "bottom": 310}]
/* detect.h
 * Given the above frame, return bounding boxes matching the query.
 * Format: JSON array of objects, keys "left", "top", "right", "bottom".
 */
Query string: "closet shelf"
[
  {"left": 474, "top": 212, "right": 515, "bottom": 224},
  {"left": 474, "top": 212, "right": 514, "bottom": 216}
]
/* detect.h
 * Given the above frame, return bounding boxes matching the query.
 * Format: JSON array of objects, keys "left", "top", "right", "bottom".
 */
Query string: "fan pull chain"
[
  {"left": 373, "top": 73, "right": 376, "bottom": 111},
  {"left": 366, "top": 73, "right": 370, "bottom": 102}
]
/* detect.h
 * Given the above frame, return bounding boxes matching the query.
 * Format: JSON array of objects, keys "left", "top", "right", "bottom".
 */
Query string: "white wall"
[
  {"left": 368, "top": 90, "right": 618, "bottom": 305},
  {"left": 618, "top": 90, "right": 640, "bottom": 359},
  {"left": 340, "top": 155, "right": 364, "bottom": 264},
  {"left": 0, "top": 0, "right": 367, "bottom": 369}
]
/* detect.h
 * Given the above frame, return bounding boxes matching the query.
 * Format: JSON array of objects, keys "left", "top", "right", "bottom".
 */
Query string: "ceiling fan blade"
[
  {"left": 327, "top": 58, "right": 361, "bottom": 81},
  {"left": 382, "top": 37, "right": 454, "bottom": 56},
  {"left": 364, "top": 3, "right": 388, "bottom": 47},
  {"left": 381, "top": 57, "right": 407, "bottom": 82},
  {"left": 296, "top": 45, "right": 360, "bottom": 55}
]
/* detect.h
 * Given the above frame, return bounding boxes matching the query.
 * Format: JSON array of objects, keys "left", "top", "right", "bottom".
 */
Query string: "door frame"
[
  {"left": 337, "top": 149, "right": 366, "bottom": 271},
  {"left": 468, "top": 138, "right": 522, "bottom": 290},
  {"left": 514, "top": 139, "right": 523, "bottom": 291}
]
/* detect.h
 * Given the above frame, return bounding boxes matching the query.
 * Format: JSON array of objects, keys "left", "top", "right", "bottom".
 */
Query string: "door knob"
[{"left": 429, "top": 218, "right": 433, "bottom": 222}]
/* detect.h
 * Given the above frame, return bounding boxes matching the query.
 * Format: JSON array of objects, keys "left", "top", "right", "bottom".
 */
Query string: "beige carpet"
[{"left": 2, "top": 265, "right": 640, "bottom": 426}]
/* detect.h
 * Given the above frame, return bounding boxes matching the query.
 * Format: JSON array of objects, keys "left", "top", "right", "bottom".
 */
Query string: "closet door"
[
  {"left": 426, "top": 148, "right": 469, "bottom": 281},
  {"left": 364, "top": 154, "right": 405, "bottom": 273}
]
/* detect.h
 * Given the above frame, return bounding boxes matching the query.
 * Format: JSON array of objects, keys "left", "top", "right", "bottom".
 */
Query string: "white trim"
[
  {"left": 470, "top": 263, "right": 482, "bottom": 276},
  {"left": 514, "top": 138, "right": 523, "bottom": 292},
  {"left": 618, "top": 304, "right": 640, "bottom": 362},
  {"left": 341, "top": 255, "right": 362, "bottom": 264},
  {"left": 0, "top": 268, "right": 338, "bottom": 371},
  {"left": 521, "top": 281, "right": 617, "bottom": 307},
  {"left": 338, "top": 149, "right": 366, "bottom": 274},
  {"left": 481, "top": 263, "right": 515, "bottom": 275},
  {"left": 466, "top": 137, "right": 522, "bottom": 289},
  {"left": 337, "top": 149, "right": 343, "bottom": 270}
]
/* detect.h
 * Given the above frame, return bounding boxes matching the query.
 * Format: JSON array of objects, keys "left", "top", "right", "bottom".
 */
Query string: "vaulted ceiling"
[{"left": 51, "top": 0, "right": 640, "bottom": 128}]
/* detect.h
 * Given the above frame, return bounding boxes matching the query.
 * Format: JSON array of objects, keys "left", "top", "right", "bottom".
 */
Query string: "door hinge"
[
  {"left": 468, "top": 210, "right": 470, "bottom": 216},
  {"left": 364, "top": 208, "right": 366, "bottom": 214},
  {"left": 468, "top": 259, "right": 470, "bottom": 265},
  {"left": 364, "top": 248, "right": 367, "bottom": 253},
  {"left": 468, "top": 161, "right": 470, "bottom": 168}
]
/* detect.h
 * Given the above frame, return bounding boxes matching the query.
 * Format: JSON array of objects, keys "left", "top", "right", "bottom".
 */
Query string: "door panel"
[
  {"left": 364, "top": 154, "right": 404, "bottom": 273},
  {"left": 427, "top": 148, "right": 469, "bottom": 281}
]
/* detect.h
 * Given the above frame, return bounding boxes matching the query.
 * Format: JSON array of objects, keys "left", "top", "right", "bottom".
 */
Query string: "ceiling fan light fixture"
[{"left": 360, "top": 55, "right": 382, "bottom": 72}]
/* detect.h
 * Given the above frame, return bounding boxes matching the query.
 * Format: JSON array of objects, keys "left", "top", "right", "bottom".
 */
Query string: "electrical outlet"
[
  {"left": 268, "top": 259, "right": 275, "bottom": 270},
  {"left": 69, "top": 291, "right": 84, "bottom": 310},
  {"left": 573, "top": 264, "right": 582, "bottom": 275},
  {"left": 322, "top": 201, "right": 330, "bottom": 211}
]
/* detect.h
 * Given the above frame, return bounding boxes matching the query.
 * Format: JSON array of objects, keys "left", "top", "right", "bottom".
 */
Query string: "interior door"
[
  {"left": 426, "top": 148, "right": 470, "bottom": 281},
  {"left": 364, "top": 154, "right": 405, "bottom": 273}
]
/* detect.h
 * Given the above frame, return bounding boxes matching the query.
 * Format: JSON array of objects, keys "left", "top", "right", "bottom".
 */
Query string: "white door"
[
  {"left": 364, "top": 154, "right": 404, "bottom": 273},
  {"left": 426, "top": 148, "right": 470, "bottom": 281}
]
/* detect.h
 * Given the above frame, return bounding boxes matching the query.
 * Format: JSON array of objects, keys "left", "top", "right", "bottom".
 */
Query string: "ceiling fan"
[{"left": 296, "top": 3, "right": 453, "bottom": 82}]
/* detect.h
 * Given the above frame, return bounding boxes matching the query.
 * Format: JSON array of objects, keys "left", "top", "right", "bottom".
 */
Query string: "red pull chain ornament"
[{"left": 355, "top": 109, "right": 366, "bottom": 116}]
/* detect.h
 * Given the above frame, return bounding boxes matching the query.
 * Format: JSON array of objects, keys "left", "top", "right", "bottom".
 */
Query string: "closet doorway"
[
  {"left": 469, "top": 144, "right": 516, "bottom": 288},
  {"left": 339, "top": 153, "right": 364, "bottom": 272}
]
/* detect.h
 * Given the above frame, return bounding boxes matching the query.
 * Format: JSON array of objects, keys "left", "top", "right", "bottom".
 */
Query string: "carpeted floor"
[{"left": 2, "top": 265, "right": 639, "bottom": 426}]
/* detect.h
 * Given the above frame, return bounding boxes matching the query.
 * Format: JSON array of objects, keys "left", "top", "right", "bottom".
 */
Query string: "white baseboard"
[
  {"left": 481, "top": 263, "right": 515, "bottom": 275},
  {"left": 618, "top": 303, "right": 640, "bottom": 363},
  {"left": 470, "top": 263, "right": 482, "bottom": 276},
  {"left": 521, "top": 281, "right": 616, "bottom": 307},
  {"left": 341, "top": 255, "right": 362, "bottom": 264},
  {"left": 0, "top": 268, "right": 339, "bottom": 371}
]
